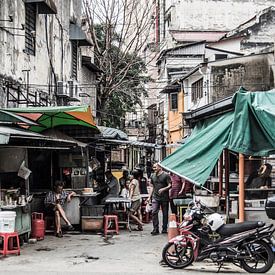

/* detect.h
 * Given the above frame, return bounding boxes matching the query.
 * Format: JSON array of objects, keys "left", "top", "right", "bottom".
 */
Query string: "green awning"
[
  {"left": 0, "top": 110, "right": 39, "bottom": 126},
  {"left": 160, "top": 88, "right": 275, "bottom": 186},
  {"left": 4, "top": 105, "right": 98, "bottom": 133},
  {"left": 160, "top": 112, "right": 233, "bottom": 186},
  {"left": 227, "top": 89, "right": 275, "bottom": 156}
]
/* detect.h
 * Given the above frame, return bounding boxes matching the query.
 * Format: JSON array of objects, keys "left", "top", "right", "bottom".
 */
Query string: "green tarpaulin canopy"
[{"left": 160, "top": 88, "right": 275, "bottom": 186}]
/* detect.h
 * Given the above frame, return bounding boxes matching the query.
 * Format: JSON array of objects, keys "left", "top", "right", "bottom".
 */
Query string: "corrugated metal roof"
[
  {"left": 97, "top": 126, "right": 128, "bottom": 140},
  {"left": 0, "top": 126, "right": 44, "bottom": 137},
  {"left": 100, "top": 138, "right": 161, "bottom": 149},
  {"left": 0, "top": 126, "right": 77, "bottom": 146},
  {"left": 170, "top": 31, "right": 226, "bottom": 43}
]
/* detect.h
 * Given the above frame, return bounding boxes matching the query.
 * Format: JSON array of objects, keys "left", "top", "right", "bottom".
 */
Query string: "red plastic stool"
[
  {"left": 103, "top": 215, "right": 119, "bottom": 235},
  {"left": 0, "top": 232, "right": 20, "bottom": 256}
]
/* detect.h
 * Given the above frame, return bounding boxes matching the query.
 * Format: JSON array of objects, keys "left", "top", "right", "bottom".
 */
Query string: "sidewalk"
[{"left": 0, "top": 222, "right": 273, "bottom": 274}]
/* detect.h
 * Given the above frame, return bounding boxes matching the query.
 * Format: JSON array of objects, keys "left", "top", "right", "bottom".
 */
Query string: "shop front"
[
  {"left": 0, "top": 106, "right": 104, "bottom": 240},
  {"left": 161, "top": 88, "right": 275, "bottom": 223}
]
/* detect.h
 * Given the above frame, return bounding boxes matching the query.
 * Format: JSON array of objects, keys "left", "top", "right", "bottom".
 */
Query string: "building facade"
[
  {"left": 0, "top": 0, "right": 97, "bottom": 112},
  {"left": 147, "top": 1, "right": 275, "bottom": 158}
]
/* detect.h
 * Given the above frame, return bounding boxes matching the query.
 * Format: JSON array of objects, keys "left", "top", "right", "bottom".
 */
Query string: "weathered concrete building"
[
  {"left": 210, "top": 6, "right": 275, "bottom": 55},
  {"left": 159, "top": 0, "right": 275, "bottom": 50},
  {"left": 143, "top": 1, "right": 275, "bottom": 158},
  {"left": 181, "top": 51, "right": 275, "bottom": 136},
  {"left": 0, "top": 0, "right": 97, "bottom": 111}
]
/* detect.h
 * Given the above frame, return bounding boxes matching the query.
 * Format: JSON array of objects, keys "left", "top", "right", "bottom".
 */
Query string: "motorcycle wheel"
[
  {"left": 162, "top": 242, "right": 194, "bottom": 269},
  {"left": 240, "top": 240, "right": 274, "bottom": 273}
]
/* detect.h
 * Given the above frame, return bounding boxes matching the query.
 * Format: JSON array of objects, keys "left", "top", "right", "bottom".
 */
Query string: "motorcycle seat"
[{"left": 217, "top": 221, "right": 265, "bottom": 236}]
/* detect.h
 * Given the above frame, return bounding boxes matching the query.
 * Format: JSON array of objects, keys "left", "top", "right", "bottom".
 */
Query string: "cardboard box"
[{"left": 81, "top": 216, "right": 103, "bottom": 231}]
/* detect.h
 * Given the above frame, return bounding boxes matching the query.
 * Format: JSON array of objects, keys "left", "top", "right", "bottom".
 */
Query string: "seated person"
[
  {"left": 246, "top": 163, "right": 272, "bottom": 199},
  {"left": 101, "top": 170, "right": 120, "bottom": 203},
  {"left": 120, "top": 179, "right": 130, "bottom": 199},
  {"left": 120, "top": 179, "right": 131, "bottom": 209},
  {"left": 119, "top": 170, "right": 129, "bottom": 195},
  {"left": 44, "top": 180, "right": 76, "bottom": 238}
]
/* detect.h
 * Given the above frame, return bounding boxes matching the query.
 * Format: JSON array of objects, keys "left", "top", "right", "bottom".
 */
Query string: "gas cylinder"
[{"left": 31, "top": 212, "right": 45, "bottom": 240}]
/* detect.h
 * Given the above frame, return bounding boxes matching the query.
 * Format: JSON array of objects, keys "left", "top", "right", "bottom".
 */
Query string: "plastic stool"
[
  {"left": 0, "top": 232, "right": 20, "bottom": 256},
  {"left": 103, "top": 215, "right": 119, "bottom": 235}
]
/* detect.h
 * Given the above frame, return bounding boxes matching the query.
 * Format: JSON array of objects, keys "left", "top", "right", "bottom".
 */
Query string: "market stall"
[
  {"left": 0, "top": 106, "right": 102, "bottom": 234},
  {"left": 160, "top": 88, "right": 275, "bottom": 222}
]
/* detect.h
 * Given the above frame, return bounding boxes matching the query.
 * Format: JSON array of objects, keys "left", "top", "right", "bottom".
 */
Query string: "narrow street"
[{"left": 1, "top": 222, "right": 273, "bottom": 274}]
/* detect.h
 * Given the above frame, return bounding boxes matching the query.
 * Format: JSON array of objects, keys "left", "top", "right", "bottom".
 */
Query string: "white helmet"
[{"left": 207, "top": 213, "right": 224, "bottom": 231}]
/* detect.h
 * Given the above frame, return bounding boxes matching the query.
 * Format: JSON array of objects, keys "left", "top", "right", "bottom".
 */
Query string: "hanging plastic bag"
[{"left": 18, "top": 161, "right": 32, "bottom": 180}]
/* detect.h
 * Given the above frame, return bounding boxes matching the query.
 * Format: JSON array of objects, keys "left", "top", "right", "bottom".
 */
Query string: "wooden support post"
[
  {"left": 224, "top": 149, "right": 230, "bottom": 223},
  {"left": 219, "top": 152, "right": 223, "bottom": 196},
  {"left": 85, "top": 147, "right": 89, "bottom": 188},
  {"left": 239, "top": 153, "right": 245, "bottom": 222}
]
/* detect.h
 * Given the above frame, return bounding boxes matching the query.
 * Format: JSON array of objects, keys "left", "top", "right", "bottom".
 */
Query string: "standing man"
[{"left": 147, "top": 163, "right": 171, "bottom": 235}]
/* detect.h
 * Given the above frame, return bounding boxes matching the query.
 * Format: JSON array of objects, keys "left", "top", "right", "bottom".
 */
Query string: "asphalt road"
[{"left": 0, "top": 222, "right": 274, "bottom": 274}]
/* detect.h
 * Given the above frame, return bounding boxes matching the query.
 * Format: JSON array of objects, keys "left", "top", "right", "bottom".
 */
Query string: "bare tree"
[{"left": 83, "top": 0, "right": 154, "bottom": 126}]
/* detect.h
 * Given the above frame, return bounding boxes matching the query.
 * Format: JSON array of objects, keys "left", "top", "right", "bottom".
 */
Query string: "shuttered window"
[
  {"left": 71, "top": 41, "right": 78, "bottom": 79},
  {"left": 170, "top": 92, "right": 178, "bottom": 110},
  {"left": 191, "top": 78, "right": 203, "bottom": 102},
  {"left": 25, "top": 4, "right": 36, "bottom": 55}
]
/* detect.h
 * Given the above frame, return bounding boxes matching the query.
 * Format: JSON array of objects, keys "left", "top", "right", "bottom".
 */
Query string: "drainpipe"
[
  {"left": 239, "top": 153, "right": 245, "bottom": 222},
  {"left": 155, "top": 0, "right": 159, "bottom": 47}
]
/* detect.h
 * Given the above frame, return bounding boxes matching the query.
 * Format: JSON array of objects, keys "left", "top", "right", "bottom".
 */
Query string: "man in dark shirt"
[
  {"left": 102, "top": 170, "right": 120, "bottom": 203},
  {"left": 147, "top": 163, "right": 171, "bottom": 235}
]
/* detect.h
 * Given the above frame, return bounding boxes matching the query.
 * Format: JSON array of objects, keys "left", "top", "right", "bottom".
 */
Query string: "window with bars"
[
  {"left": 191, "top": 78, "right": 203, "bottom": 102},
  {"left": 25, "top": 4, "right": 36, "bottom": 55},
  {"left": 71, "top": 41, "right": 78, "bottom": 79},
  {"left": 170, "top": 92, "right": 178, "bottom": 110}
]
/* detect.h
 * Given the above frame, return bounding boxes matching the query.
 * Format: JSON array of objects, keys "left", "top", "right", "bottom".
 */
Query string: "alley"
[{"left": 1, "top": 222, "right": 273, "bottom": 275}]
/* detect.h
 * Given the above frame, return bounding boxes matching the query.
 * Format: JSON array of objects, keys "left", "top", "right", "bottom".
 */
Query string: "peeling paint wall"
[
  {"left": 211, "top": 53, "right": 274, "bottom": 101},
  {"left": 161, "top": 0, "right": 275, "bottom": 48},
  {"left": 0, "top": 0, "right": 95, "bottom": 108},
  {"left": 167, "top": 0, "right": 275, "bottom": 31}
]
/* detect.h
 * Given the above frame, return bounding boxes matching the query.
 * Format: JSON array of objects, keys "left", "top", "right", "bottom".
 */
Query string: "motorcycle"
[{"left": 162, "top": 202, "right": 275, "bottom": 273}]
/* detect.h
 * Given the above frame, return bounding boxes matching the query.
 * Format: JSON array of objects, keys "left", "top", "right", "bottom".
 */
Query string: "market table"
[{"left": 105, "top": 197, "right": 132, "bottom": 231}]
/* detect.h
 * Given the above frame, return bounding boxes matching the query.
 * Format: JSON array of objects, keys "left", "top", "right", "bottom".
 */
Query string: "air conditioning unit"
[
  {"left": 57, "top": 81, "right": 68, "bottom": 96},
  {"left": 68, "top": 80, "right": 78, "bottom": 98}
]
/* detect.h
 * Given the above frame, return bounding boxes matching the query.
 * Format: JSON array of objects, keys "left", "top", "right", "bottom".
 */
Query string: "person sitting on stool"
[
  {"left": 246, "top": 163, "right": 272, "bottom": 200},
  {"left": 44, "top": 180, "right": 75, "bottom": 238}
]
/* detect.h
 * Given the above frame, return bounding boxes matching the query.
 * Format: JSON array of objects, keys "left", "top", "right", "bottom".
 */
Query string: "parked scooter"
[{"left": 162, "top": 202, "right": 275, "bottom": 273}]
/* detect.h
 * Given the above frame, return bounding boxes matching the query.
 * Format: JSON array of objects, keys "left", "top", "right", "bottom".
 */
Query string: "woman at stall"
[
  {"left": 129, "top": 170, "right": 144, "bottom": 231},
  {"left": 44, "top": 180, "right": 76, "bottom": 238}
]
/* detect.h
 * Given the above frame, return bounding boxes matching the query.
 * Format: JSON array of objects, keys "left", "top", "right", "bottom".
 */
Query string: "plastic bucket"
[{"left": 0, "top": 211, "right": 16, "bottom": 233}]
